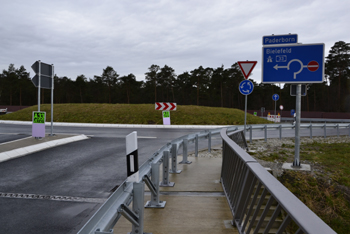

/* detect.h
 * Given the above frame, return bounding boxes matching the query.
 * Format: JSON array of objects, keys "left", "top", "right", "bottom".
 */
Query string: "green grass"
[
  {"left": 0, "top": 104, "right": 271, "bottom": 125},
  {"left": 301, "top": 142, "right": 350, "bottom": 187},
  {"left": 279, "top": 141, "right": 350, "bottom": 233}
]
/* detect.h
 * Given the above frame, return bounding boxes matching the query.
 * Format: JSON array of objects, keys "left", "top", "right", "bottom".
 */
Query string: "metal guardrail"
[
  {"left": 221, "top": 128, "right": 336, "bottom": 234},
  {"left": 78, "top": 123, "right": 348, "bottom": 234}
]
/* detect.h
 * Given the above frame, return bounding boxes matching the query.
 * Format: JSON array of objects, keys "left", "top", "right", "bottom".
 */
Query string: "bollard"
[
  {"left": 170, "top": 144, "right": 181, "bottom": 174},
  {"left": 160, "top": 151, "right": 175, "bottom": 187},
  {"left": 145, "top": 163, "right": 166, "bottom": 208},
  {"left": 179, "top": 138, "right": 192, "bottom": 164}
]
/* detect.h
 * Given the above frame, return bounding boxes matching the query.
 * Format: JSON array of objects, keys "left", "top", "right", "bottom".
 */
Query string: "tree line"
[{"left": 0, "top": 41, "right": 349, "bottom": 112}]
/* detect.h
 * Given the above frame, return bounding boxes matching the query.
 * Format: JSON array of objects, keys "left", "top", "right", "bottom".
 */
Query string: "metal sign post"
[
  {"left": 272, "top": 94, "right": 279, "bottom": 122},
  {"left": 293, "top": 84, "right": 302, "bottom": 167},
  {"left": 239, "top": 80, "right": 254, "bottom": 136},
  {"left": 31, "top": 60, "right": 54, "bottom": 136}
]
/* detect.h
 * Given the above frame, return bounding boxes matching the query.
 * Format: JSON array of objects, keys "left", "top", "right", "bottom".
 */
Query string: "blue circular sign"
[
  {"left": 239, "top": 80, "right": 254, "bottom": 95},
  {"left": 272, "top": 94, "right": 279, "bottom": 101}
]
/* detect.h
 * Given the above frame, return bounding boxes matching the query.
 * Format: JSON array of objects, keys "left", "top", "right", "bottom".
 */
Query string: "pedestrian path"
[{"left": 113, "top": 155, "right": 238, "bottom": 234}]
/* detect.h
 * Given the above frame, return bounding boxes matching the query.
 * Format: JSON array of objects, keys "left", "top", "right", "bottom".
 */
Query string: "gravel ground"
[{"left": 190, "top": 136, "right": 350, "bottom": 178}]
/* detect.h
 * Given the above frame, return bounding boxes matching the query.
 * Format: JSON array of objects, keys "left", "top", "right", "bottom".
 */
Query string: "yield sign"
[{"left": 238, "top": 61, "right": 257, "bottom": 79}]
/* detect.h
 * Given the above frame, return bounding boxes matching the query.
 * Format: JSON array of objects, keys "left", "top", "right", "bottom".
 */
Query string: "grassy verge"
[
  {"left": 250, "top": 138, "right": 350, "bottom": 233},
  {"left": 0, "top": 104, "right": 270, "bottom": 125}
]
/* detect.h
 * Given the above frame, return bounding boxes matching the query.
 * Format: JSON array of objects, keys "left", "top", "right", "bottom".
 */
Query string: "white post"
[{"left": 126, "top": 131, "right": 139, "bottom": 182}]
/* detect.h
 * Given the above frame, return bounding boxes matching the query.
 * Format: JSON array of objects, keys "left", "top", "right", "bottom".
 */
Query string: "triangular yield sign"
[{"left": 238, "top": 61, "right": 257, "bottom": 79}]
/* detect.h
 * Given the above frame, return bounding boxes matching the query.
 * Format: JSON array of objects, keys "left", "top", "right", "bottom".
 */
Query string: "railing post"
[
  {"left": 249, "top": 126, "right": 252, "bottom": 143},
  {"left": 145, "top": 163, "right": 166, "bottom": 208},
  {"left": 348, "top": 124, "right": 350, "bottom": 137},
  {"left": 170, "top": 144, "right": 181, "bottom": 174},
  {"left": 264, "top": 125, "right": 267, "bottom": 142},
  {"left": 279, "top": 125, "right": 282, "bottom": 140},
  {"left": 208, "top": 131, "right": 212, "bottom": 153},
  {"left": 131, "top": 182, "right": 145, "bottom": 234},
  {"left": 195, "top": 134, "right": 199, "bottom": 157},
  {"left": 179, "top": 138, "right": 192, "bottom": 164},
  {"left": 337, "top": 124, "right": 339, "bottom": 137},
  {"left": 310, "top": 124, "right": 313, "bottom": 139},
  {"left": 324, "top": 124, "right": 326, "bottom": 138},
  {"left": 160, "top": 151, "right": 175, "bottom": 187}
]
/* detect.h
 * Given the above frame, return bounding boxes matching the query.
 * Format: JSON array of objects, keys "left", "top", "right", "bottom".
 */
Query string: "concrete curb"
[
  {"left": 0, "top": 120, "right": 228, "bottom": 129},
  {"left": 0, "top": 134, "right": 89, "bottom": 163}
]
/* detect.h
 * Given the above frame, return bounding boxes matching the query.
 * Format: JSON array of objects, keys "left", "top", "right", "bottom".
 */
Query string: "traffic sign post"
[
  {"left": 272, "top": 94, "right": 279, "bottom": 122},
  {"left": 262, "top": 43, "right": 325, "bottom": 83},
  {"left": 239, "top": 80, "right": 254, "bottom": 137},
  {"left": 261, "top": 107, "right": 265, "bottom": 117},
  {"left": 31, "top": 60, "right": 55, "bottom": 136}
]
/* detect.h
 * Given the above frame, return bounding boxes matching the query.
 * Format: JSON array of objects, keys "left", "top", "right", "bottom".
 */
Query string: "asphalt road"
[
  {"left": 0, "top": 124, "right": 221, "bottom": 234},
  {"left": 0, "top": 122, "right": 347, "bottom": 234}
]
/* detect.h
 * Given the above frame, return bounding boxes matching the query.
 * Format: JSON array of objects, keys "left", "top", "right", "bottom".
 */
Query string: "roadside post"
[
  {"left": 126, "top": 131, "right": 139, "bottom": 182},
  {"left": 31, "top": 60, "right": 55, "bottom": 136},
  {"left": 262, "top": 33, "right": 325, "bottom": 167},
  {"left": 162, "top": 110, "right": 170, "bottom": 125},
  {"left": 32, "top": 111, "right": 46, "bottom": 138}
]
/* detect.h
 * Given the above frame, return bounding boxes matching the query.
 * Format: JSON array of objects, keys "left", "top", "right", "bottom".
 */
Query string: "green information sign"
[
  {"left": 254, "top": 112, "right": 257, "bottom": 116},
  {"left": 163, "top": 111, "right": 170, "bottom": 118},
  {"left": 33, "top": 111, "right": 46, "bottom": 124}
]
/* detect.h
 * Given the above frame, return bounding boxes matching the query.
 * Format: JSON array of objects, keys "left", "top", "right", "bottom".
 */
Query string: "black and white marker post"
[{"left": 126, "top": 131, "right": 139, "bottom": 182}]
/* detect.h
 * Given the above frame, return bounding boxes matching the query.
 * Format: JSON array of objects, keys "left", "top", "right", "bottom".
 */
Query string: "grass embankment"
[
  {"left": 254, "top": 140, "right": 350, "bottom": 233},
  {"left": 0, "top": 103, "right": 270, "bottom": 125}
]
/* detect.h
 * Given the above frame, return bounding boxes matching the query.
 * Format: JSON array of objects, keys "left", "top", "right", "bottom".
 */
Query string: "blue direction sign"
[
  {"left": 239, "top": 80, "right": 254, "bottom": 95},
  {"left": 262, "top": 43, "right": 325, "bottom": 83},
  {"left": 272, "top": 94, "right": 279, "bottom": 101},
  {"left": 263, "top": 34, "right": 298, "bottom": 45}
]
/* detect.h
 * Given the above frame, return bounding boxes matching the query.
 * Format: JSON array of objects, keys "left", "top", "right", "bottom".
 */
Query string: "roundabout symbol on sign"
[{"left": 239, "top": 80, "right": 254, "bottom": 95}]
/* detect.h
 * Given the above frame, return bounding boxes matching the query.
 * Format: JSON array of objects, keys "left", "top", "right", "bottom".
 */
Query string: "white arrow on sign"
[{"left": 273, "top": 59, "right": 319, "bottom": 79}]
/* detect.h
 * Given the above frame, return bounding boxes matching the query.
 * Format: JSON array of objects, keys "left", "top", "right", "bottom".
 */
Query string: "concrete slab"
[
  {"left": 282, "top": 163, "right": 311, "bottom": 171},
  {"left": 113, "top": 195, "right": 238, "bottom": 234},
  {"left": 159, "top": 156, "right": 224, "bottom": 192}
]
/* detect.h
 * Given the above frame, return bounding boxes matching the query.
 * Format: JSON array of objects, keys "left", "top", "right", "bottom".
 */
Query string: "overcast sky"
[{"left": 1, "top": 0, "right": 349, "bottom": 84}]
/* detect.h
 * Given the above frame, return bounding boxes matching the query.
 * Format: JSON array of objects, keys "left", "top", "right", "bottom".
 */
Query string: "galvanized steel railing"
[
  {"left": 78, "top": 123, "right": 347, "bottom": 234},
  {"left": 221, "top": 128, "right": 336, "bottom": 234}
]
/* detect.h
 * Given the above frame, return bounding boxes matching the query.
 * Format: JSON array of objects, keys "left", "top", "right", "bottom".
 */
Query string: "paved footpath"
[{"left": 113, "top": 154, "right": 239, "bottom": 234}]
